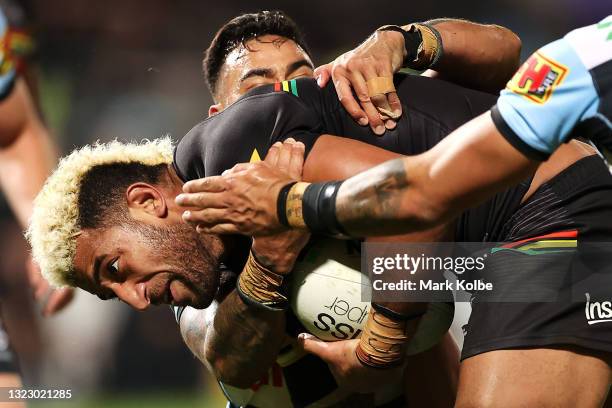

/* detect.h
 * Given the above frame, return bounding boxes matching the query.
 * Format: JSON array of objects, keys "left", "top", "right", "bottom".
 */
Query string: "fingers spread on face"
[
  {"left": 182, "top": 176, "right": 227, "bottom": 194},
  {"left": 197, "top": 223, "right": 241, "bottom": 235},
  {"left": 183, "top": 208, "right": 230, "bottom": 228},
  {"left": 177, "top": 191, "right": 227, "bottom": 210}
]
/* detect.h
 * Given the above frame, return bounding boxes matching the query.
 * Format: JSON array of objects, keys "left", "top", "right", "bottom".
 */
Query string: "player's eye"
[
  {"left": 289, "top": 67, "right": 313, "bottom": 80},
  {"left": 243, "top": 79, "right": 268, "bottom": 91},
  {"left": 108, "top": 259, "right": 120, "bottom": 280}
]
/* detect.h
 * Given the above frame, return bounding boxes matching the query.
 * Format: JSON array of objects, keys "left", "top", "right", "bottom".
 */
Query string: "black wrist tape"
[
  {"left": 377, "top": 25, "right": 422, "bottom": 67},
  {"left": 419, "top": 22, "right": 444, "bottom": 67},
  {"left": 301, "top": 181, "right": 348, "bottom": 237},
  {"left": 277, "top": 181, "right": 298, "bottom": 227}
]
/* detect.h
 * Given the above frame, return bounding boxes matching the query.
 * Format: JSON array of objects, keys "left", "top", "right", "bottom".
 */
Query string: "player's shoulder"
[
  {"left": 492, "top": 17, "right": 611, "bottom": 159},
  {"left": 173, "top": 119, "right": 207, "bottom": 181}
]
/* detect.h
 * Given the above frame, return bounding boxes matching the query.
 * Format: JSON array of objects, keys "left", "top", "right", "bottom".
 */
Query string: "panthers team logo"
[{"left": 507, "top": 52, "right": 569, "bottom": 104}]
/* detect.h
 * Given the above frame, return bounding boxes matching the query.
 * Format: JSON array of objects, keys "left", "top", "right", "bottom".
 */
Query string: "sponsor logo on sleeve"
[{"left": 507, "top": 52, "right": 569, "bottom": 104}]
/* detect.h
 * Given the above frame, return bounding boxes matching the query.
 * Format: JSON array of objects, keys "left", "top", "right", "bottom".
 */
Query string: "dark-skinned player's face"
[
  {"left": 71, "top": 174, "right": 225, "bottom": 310},
  {"left": 211, "top": 34, "right": 314, "bottom": 113}
]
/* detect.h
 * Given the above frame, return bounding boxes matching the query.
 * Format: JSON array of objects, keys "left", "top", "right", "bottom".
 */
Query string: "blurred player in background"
[
  {"left": 0, "top": 0, "right": 73, "bottom": 317},
  {"left": 0, "top": 0, "right": 74, "bottom": 397}
]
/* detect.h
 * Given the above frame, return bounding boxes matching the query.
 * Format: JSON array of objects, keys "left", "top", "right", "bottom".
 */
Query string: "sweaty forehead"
[{"left": 223, "top": 35, "right": 310, "bottom": 72}]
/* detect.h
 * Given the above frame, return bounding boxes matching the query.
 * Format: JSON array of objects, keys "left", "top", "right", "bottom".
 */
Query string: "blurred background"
[{"left": 0, "top": 0, "right": 607, "bottom": 407}]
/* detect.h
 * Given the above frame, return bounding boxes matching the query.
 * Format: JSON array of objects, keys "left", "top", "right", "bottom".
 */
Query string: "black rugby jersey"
[
  {"left": 174, "top": 74, "right": 531, "bottom": 242},
  {"left": 173, "top": 75, "right": 535, "bottom": 407}
]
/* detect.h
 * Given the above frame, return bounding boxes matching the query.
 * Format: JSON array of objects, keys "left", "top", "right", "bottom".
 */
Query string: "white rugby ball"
[{"left": 290, "top": 238, "right": 454, "bottom": 355}]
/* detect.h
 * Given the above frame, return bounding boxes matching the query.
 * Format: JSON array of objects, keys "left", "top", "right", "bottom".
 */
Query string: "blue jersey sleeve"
[
  {"left": 491, "top": 16, "right": 612, "bottom": 160},
  {"left": 0, "top": 8, "right": 16, "bottom": 100},
  {"left": 491, "top": 38, "right": 599, "bottom": 160}
]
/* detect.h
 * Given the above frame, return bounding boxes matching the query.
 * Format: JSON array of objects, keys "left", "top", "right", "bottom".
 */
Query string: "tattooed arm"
[
  {"left": 334, "top": 113, "right": 537, "bottom": 236},
  {"left": 179, "top": 234, "right": 306, "bottom": 388},
  {"left": 180, "top": 291, "right": 285, "bottom": 388},
  {"left": 189, "top": 292, "right": 286, "bottom": 388}
]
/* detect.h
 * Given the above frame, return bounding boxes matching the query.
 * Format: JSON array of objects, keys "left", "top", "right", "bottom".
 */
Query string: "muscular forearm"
[
  {"left": 0, "top": 79, "right": 56, "bottom": 227},
  {"left": 182, "top": 237, "right": 302, "bottom": 388},
  {"left": 0, "top": 121, "right": 55, "bottom": 227},
  {"left": 417, "top": 19, "right": 521, "bottom": 92},
  {"left": 203, "top": 290, "right": 286, "bottom": 388},
  {"left": 334, "top": 114, "right": 537, "bottom": 236}
]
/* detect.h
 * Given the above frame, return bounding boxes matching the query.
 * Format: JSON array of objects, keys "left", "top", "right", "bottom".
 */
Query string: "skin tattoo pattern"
[{"left": 337, "top": 158, "right": 408, "bottom": 233}]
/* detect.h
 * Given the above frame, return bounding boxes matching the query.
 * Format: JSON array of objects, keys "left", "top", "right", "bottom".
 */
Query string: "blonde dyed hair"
[{"left": 26, "top": 137, "right": 174, "bottom": 287}]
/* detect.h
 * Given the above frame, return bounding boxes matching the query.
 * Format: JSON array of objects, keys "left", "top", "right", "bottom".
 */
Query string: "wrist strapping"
[
  {"left": 293, "top": 181, "right": 348, "bottom": 237},
  {"left": 280, "top": 181, "right": 349, "bottom": 237},
  {"left": 236, "top": 251, "right": 288, "bottom": 311},
  {"left": 409, "top": 23, "right": 443, "bottom": 70},
  {"left": 285, "top": 182, "right": 310, "bottom": 229},
  {"left": 377, "top": 24, "right": 422, "bottom": 67},
  {"left": 277, "top": 181, "right": 298, "bottom": 228},
  {"left": 355, "top": 304, "right": 423, "bottom": 368}
]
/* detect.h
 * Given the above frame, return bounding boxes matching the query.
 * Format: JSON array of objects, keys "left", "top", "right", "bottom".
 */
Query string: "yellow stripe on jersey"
[
  {"left": 518, "top": 239, "right": 577, "bottom": 251},
  {"left": 250, "top": 148, "right": 262, "bottom": 163}
]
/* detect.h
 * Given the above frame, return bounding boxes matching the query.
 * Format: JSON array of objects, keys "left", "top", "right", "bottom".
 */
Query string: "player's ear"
[
  {"left": 208, "top": 103, "right": 222, "bottom": 117},
  {"left": 125, "top": 183, "right": 167, "bottom": 219}
]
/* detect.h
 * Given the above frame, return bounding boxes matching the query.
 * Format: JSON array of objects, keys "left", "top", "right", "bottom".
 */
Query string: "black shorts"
[{"left": 462, "top": 155, "right": 612, "bottom": 360}]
